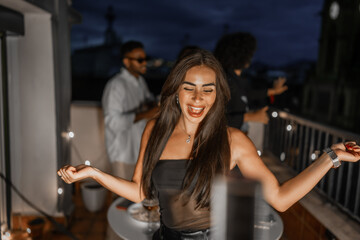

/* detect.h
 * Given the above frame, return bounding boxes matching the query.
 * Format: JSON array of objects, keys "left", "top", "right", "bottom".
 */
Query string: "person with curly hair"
[{"left": 214, "top": 32, "right": 288, "bottom": 133}]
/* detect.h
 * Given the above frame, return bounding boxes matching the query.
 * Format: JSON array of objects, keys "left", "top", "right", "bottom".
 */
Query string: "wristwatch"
[{"left": 323, "top": 148, "right": 341, "bottom": 168}]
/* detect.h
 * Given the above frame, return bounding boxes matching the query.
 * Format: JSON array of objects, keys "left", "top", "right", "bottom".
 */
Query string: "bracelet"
[{"left": 323, "top": 148, "right": 341, "bottom": 168}]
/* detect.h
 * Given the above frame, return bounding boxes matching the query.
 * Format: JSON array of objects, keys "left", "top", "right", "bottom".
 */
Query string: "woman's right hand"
[{"left": 57, "top": 164, "right": 94, "bottom": 184}]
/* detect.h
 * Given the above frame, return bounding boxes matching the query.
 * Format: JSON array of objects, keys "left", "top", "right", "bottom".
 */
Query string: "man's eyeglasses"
[{"left": 125, "top": 57, "right": 148, "bottom": 64}]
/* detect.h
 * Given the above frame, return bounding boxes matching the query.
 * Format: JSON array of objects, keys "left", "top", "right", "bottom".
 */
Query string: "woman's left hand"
[{"left": 331, "top": 141, "right": 360, "bottom": 162}]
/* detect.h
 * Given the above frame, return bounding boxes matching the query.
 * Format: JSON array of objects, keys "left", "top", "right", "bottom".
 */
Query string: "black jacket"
[{"left": 226, "top": 70, "right": 267, "bottom": 129}]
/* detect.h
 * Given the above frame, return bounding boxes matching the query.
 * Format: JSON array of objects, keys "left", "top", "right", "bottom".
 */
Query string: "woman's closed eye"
[
  {"left": 184, "top": 87, "right": 194, "bottom": 91},
  {"left": 184, "top": 88, "right": 214, "bottom": 93},
  {"left": 203, "top": 89, "right": 214, "bottom": 93}
]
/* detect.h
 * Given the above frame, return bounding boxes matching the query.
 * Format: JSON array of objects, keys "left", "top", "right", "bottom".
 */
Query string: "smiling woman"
[
  {"left": 178, "top": 66, "right": 217, "bottom": 124},
  {"left": 141, "top": 50, "right": 231, "bottom": 211},
  {"left": 58, "top": 49, "right": 360, "bottom": 240}
]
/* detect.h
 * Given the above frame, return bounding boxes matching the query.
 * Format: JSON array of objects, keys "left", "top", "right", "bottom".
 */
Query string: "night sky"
[{"left": 70, "top": 0, "right": 324, "bottom": 66}]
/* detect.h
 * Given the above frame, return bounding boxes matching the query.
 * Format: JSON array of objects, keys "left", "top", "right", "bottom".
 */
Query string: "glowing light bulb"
[
  {"left": 27, "top": 228, "right": 31, "bottom": 234},
  {"left": 271, "top": 111, "right": 278, "bottom": 118},
  {"left": 286, "top": 124, "right": 292, "bottom": 131},
  {"left": 57, "top": 187, "right": 63, "bottom": 195},
  {"left": 85, "top": 160, "right": 91, "bottom": 166},
  {"left": 257, "top": 150, "right": 262, "bottom": 156},
  {"left": 311, "top": 153, "right": 316, "bottom": 160},
  {"left": 280, "top": 152, "right": 286, "bottom": 161},
  {"left": 68, "top": 131, "right": 74, "bottom": 138}
]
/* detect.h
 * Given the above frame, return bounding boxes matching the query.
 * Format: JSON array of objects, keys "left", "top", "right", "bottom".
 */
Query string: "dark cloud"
[{"left": 71, "top": 0, "right": 323, "bottom": 65}]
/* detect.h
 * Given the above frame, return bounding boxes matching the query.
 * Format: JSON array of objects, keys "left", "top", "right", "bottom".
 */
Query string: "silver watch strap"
[{"left": 324, "top": 147, "right": 341, "bottom": 168}]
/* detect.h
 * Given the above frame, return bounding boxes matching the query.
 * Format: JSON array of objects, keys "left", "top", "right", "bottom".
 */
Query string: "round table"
[
  {"left": 254, "top": 208, "right": 284, "bottom": 240},
  {"left": 107, "top": 197, "right": 283, "bottom": 240},
  {"left": 107, "top": 198, "right": 155, "bottom": 240}
]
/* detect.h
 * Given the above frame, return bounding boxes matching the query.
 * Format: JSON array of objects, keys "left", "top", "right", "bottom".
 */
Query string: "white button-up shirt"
[{"left": 102, "top": 68, "right": 153, "bottom": 164}]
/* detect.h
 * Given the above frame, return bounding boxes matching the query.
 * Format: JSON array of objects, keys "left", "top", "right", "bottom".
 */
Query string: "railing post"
[{"left": 354, "top": 164, "right": 360, "bottom": 214}]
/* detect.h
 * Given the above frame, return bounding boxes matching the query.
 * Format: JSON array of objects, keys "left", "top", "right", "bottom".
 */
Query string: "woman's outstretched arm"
[
  {"left": 229, "top": 127, "right": 360, "bottom": 212},
  {"left": 57, "top": 120, "right": 155, "bottom": 203}
]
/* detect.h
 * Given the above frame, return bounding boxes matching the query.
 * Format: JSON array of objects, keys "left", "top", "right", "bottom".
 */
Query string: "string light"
[
  {"left": 58, "top": 129, "right": 76, "bottom": 215},
  {"left": 271, "top": 111, "right": 278, "bottom": 118},
  {"left": 85, "top": 160, "right": 91, "bottom": 166},
  {"left": 68, "top": 131, "right": 74, "bottom": 138},
  {"left": 57, "top": 187, "right": 63, "bottom": 195},
  {"left": 2, "top": 229, "right": 30, "bottom": 239},
  {"left": 286, "top": 124, "right": 292, "bottom": 131},
  {"left": 257, "top": 150, "right": 262, "bottom": 156},
  {"left": 61, "top": 130, "right": 75, "bottom": 139},
  {"left": 280, "top": 152, "right": 286, "bottom": 161},
  {"left": 311, "top": 150, "right": 320, "bottom": 161}
]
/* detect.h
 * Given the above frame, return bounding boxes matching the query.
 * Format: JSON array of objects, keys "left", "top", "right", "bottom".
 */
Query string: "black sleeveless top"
[{"left": 151, "top": 160, "right": 210, "bottom": 231}]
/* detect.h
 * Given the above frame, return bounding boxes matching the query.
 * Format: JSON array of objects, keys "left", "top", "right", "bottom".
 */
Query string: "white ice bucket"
[{"left": 81, "top": 181, "right": 107, "bottom": 212}]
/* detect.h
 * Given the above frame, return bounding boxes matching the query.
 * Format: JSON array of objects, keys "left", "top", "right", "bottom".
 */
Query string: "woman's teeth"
[{"left": 188, "top": 106, "right": 204, "bottom": 113}]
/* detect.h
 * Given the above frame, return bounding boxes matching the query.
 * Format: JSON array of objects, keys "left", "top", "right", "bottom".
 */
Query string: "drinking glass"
[{"left": 142, "top": 197, "right": 159, "bottom": 234}]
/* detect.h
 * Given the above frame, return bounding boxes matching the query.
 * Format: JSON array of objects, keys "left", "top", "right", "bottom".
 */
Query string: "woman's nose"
[{"left": 192, "top": 90, "right": 203, "bottom": 101}]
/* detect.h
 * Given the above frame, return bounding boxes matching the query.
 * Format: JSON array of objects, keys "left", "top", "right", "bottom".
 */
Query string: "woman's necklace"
[
  {"left": 186, "top": 135, "right": 191, "bottom": 144},
  {"left": 180, "top": 124, "right": 191, "bottom": 144}
]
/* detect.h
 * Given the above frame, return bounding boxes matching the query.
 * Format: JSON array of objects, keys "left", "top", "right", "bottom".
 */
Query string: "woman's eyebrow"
[
  {"left": 182, "top": 81, "right": 196, "bottom": 86},
  {"left": 182, "top": 81, "right": 216, "bottom": 87}
]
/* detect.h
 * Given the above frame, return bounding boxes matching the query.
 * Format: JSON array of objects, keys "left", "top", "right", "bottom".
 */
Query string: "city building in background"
[
  {"left": 71, "top": 6, "right": 171, "bottom": 102},
  {"left": 303, "top": 0, "right": 360, "bottom": 133}
]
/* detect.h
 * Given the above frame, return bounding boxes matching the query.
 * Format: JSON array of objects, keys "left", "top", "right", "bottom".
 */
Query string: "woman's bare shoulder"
[
  {"left": 146, "top": 118, "right": 156, "bottom": 129},
  {"left": 143, "top": 119, "right": 157, "bottom": 138},
  {"left": 227, "top": 127, "right": 247, "bottom": 141},
  {"left": 227, "top": 127, "right": 256, "bottom": 150}
]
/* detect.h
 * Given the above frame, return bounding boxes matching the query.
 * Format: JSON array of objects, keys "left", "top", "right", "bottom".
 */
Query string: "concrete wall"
[
  {"left": 1, "top": 0, "right": 80, "bottom": 217},
  {"left": 7, "top": 12, "right": 59, "bottom": 215},
  {"left": 70, "top": 103, "right": 110, "bottom": 173}
]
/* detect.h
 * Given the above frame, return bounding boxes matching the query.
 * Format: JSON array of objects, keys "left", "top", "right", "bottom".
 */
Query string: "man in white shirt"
[{"left": 102, "top": 41, "right": 158, "bottom": 180}]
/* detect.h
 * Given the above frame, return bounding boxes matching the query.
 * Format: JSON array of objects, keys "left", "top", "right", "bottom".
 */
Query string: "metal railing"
[{"left": 264, "top": 109, "right": 360, "bottom": 223}]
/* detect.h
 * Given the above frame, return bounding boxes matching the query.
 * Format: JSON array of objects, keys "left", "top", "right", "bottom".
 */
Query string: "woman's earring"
[{"left": 176, "top": 95, "right": 179, "bottom": 105}]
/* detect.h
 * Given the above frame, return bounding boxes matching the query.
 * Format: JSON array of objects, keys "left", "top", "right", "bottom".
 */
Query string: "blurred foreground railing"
[{"left": 264, "top": 109, "right": 360, "bottom": 223}]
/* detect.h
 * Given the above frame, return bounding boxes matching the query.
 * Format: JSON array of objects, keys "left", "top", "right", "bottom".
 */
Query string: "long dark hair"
[{"left": 141, "top": 49, "right": 231, "bottom": 208}]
